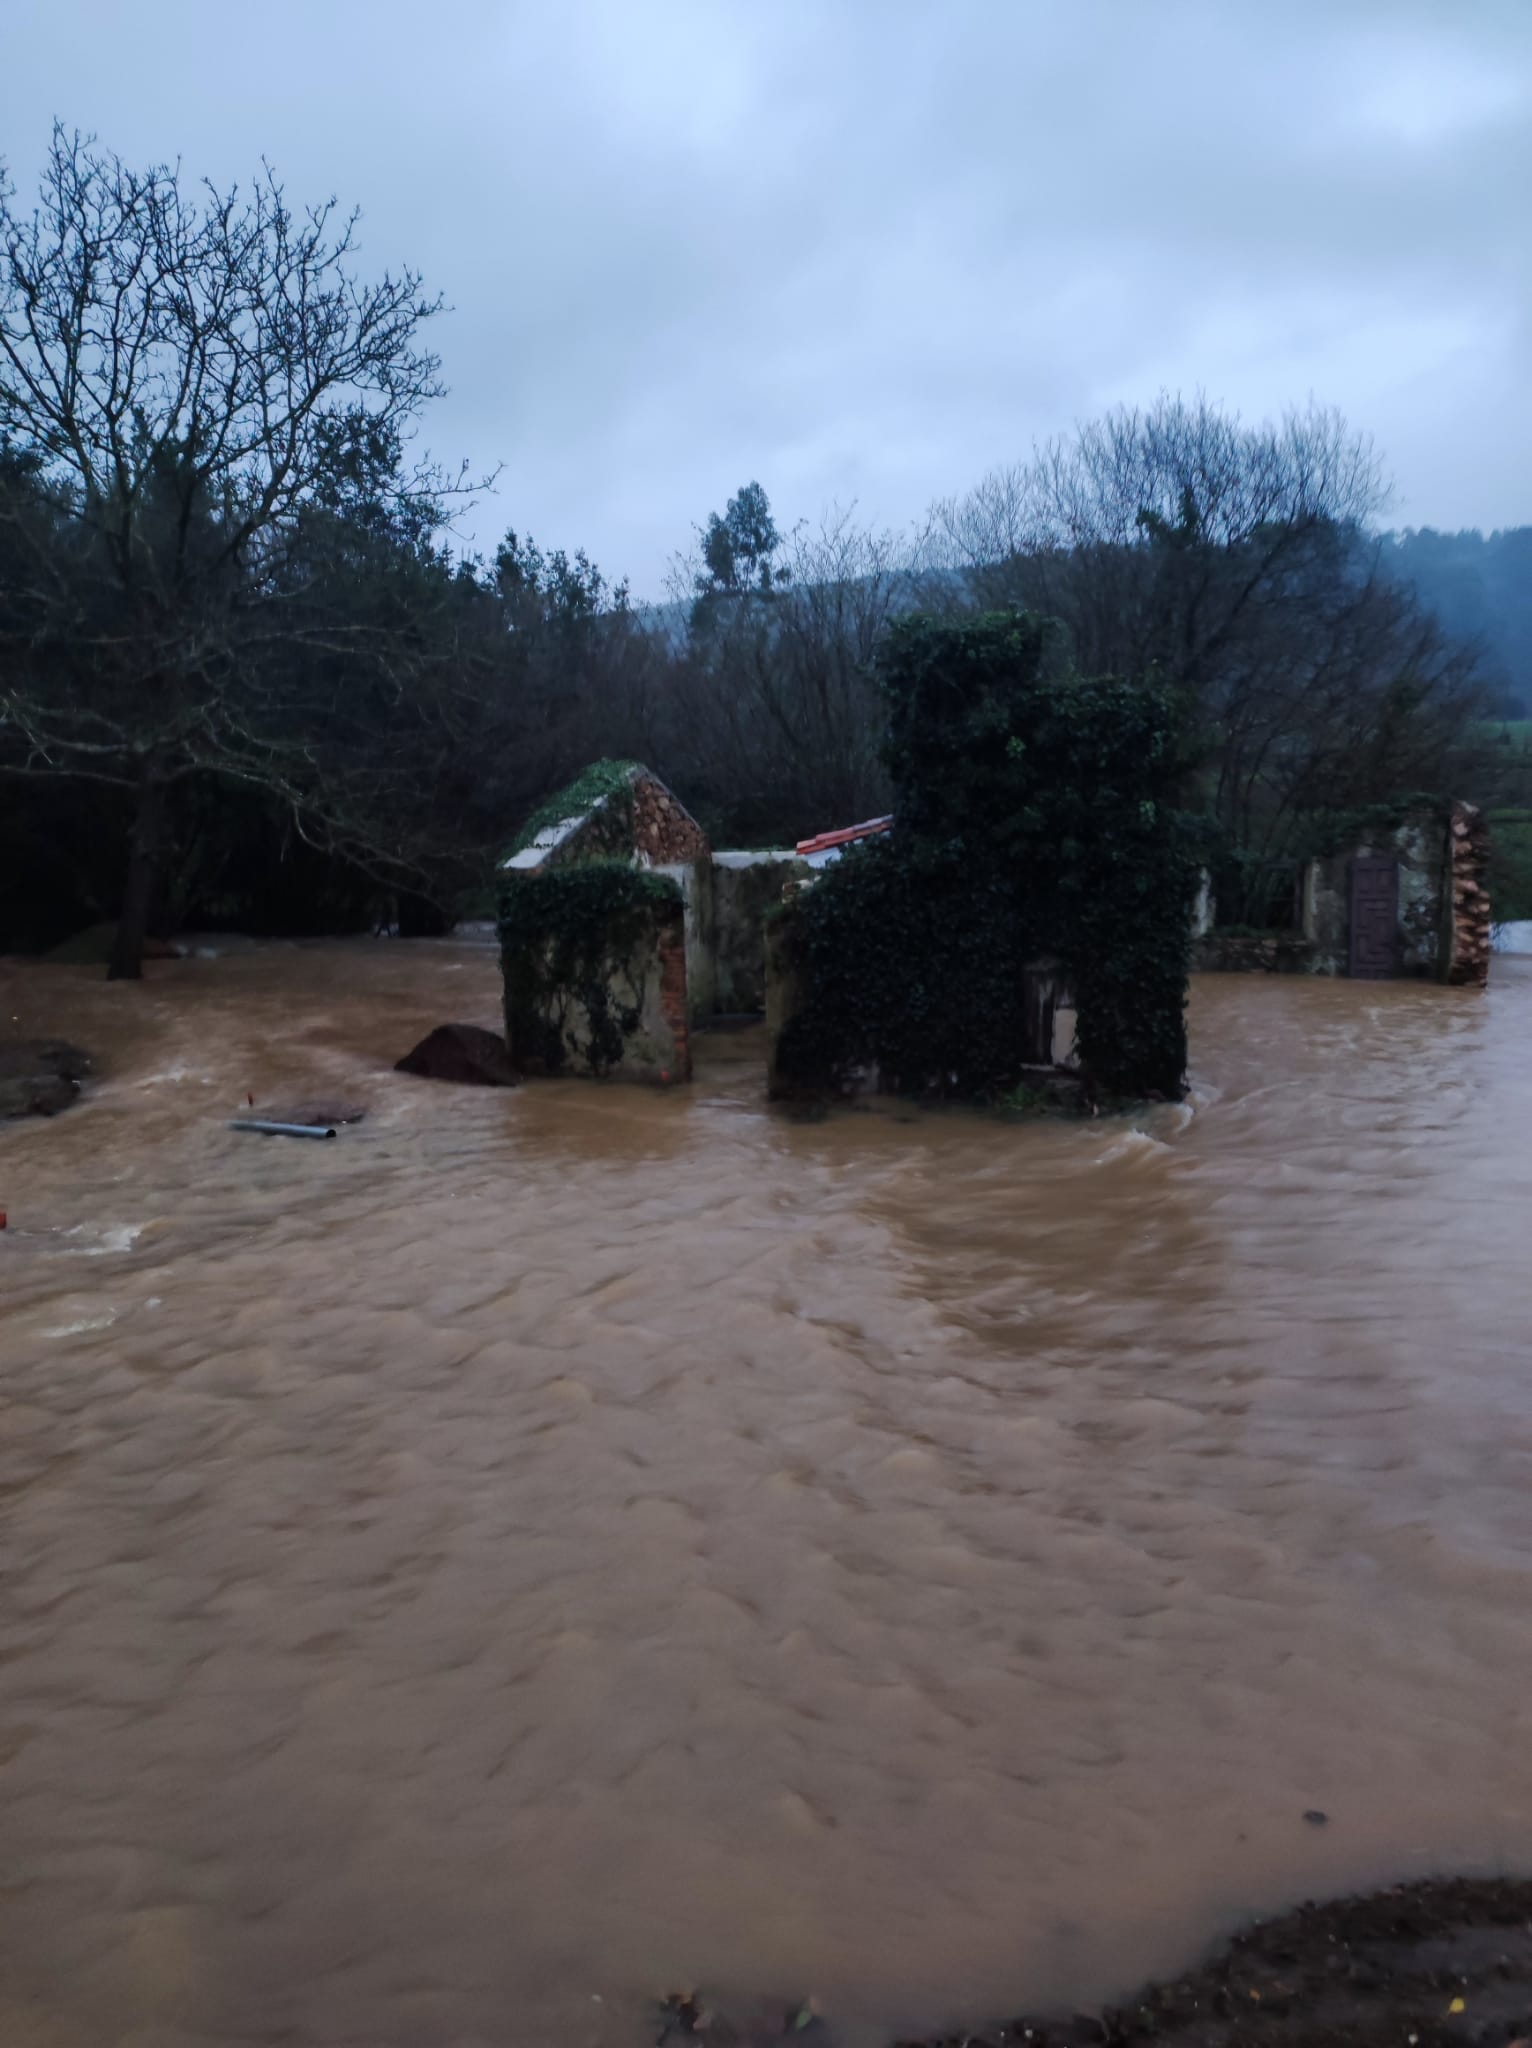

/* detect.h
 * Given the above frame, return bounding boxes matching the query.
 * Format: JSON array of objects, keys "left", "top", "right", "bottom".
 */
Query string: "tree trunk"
[
  {"left": 107, "top": 769, "right": 168, "bottom": 981},
  {"left": 396, "top": 888, "right": 453, "bottom": 938}
]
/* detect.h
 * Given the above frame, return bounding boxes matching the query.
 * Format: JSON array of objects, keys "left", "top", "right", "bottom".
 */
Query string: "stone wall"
[
  {"left": 1302, "top": 812, "right": 1448, "bottom": 976},
  {"left": 1195, "top": 933, "right": 1318, "bottom": 974},
  {"left": 504, "top": 889, "right": 691, "bottom": 1084},
  {"left": 1198, "top": 805, "right": 1490, "bottom": 984},
  {"left": 710, "top": 853, "right": 812, "bottom": 1012},
  {"left": 504, "top": 764, "right": 710, "bottom": 879},
  {"left": 655, "top": 850, "right": 811, "bottom": 1023},
  {"left": 631, "top": 772, "right": 710, "bottom": 866},
  {"left": 1446, "top": 802, "right": 1492, "bottom": 987}
]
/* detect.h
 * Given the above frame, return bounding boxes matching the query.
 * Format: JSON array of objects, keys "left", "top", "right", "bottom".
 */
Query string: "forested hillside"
[{"left": 1382, "top": 528, "right": 1532, "bottom": 716}]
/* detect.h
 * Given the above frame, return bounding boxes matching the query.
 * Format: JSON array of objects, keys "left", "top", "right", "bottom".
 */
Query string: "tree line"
[{"left": 0, "top": 126, "right": 1519, "bottom": 973}]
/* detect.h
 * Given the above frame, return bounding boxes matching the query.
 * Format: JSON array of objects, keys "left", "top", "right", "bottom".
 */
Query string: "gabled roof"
[
  {"left": 501, "top": 809, "right": 598, "bottom": 872},
  {"left": 502, "top": 759, "right": 644, "bottom": 870},
  {"left": 501, "top": 760, "right": 709, "bottom": 874}
]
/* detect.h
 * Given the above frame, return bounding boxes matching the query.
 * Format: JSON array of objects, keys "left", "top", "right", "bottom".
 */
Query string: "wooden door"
[{"left": 1349, "top": 857, "right": 1399, "bottom": 978}]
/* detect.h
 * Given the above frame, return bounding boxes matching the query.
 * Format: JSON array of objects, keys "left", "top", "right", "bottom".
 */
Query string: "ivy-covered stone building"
[
  {"left": 498, "top": 761, "right": 809, "bottom": 1083},
  {"left": 767, "top": 613, "right": 1203, "bottom": 1105}
]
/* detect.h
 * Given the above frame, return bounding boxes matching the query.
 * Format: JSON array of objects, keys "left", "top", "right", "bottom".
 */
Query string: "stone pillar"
[
  {"left": 1445, "top": 801, "right": 1492, "bottom": 988},
  {"left": 764, "top": 908, "right": 806, "bottom": 1099},
  {"left": 1191, "top": 869, "right": 1214, "bottom": 938}
]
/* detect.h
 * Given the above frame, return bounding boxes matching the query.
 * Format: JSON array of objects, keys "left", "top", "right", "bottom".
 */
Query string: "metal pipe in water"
[{"left": 228, "top": 1119, "right": 337, "bottom": 1140}]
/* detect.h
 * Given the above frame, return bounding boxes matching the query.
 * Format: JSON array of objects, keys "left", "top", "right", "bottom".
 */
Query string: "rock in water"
[
  {"left": 0, "top": 1040, "right": 93, "bottom": 1118},
  {"left": 394, "top": 1025, "right": 518, "bottom": 1087}
]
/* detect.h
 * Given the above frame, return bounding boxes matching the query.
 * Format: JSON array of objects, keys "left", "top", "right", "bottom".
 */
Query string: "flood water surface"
[{"left": 3, "top": 942, "right": 1532, "bottom": 2047}]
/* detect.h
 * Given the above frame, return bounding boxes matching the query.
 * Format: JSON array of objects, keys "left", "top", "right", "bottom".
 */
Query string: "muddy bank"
[
  {"left": 897, "top": 1878, "right": 1532, "bottom": 2048},
  {"left": 670, "top": 1880, "right": 1532, "bottom": 2048}
]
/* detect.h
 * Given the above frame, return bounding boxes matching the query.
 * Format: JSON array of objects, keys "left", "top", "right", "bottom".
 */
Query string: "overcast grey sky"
[{"left": 4, "top": 0, "right": 1528, "bottom": 595}]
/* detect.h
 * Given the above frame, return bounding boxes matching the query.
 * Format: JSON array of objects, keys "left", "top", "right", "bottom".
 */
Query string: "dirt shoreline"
[
  {"left": 905, "top": 1878, "right": 1532, "bottom": 2048},
  {"left": 660, "top": 1880, "right": 1532, "bottom": 2048}
]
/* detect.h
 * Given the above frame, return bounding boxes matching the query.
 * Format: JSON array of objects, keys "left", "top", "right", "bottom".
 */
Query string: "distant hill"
[{"left": 1380, "top": 528, "right": 1532, "bottom": 715}]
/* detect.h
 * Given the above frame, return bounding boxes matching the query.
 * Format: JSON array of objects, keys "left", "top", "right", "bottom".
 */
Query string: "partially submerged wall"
[
  {"left": 1196, "top": 932, "right": 1316, "bottom": 974},
  {"left": 1446, "top": 803, "right": 1491, "bottom": 987},
  {"left": 1303, "top": 812, "right": 1447, "bottom": 976},
  {"left": 711, "top": 853, "right": 812, "bottom": 1012},
  {"left": 1197, "top": 804, "right": 1491, "bottom": 985},
  {"left": 500, "top": 864, "right": 690, "bottom": 1083},
  {"left": 653, "top": 850, "right": 811, "bottom": 1024}
]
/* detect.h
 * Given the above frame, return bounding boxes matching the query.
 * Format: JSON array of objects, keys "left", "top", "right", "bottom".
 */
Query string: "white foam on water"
[
  {"left": 61, "top": 1223, "right": 144, "bottom": 1256},
  {"left": 41, "top": 1307, "right": 119, "bottom": 1338},
  {"left": 1093, "top": 1127, "right": 1173, "bottom": 1166}
]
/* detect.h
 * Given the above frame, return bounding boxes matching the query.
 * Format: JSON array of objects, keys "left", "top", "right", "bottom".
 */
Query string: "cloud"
[{"left": 2, "top": 0, "right": 1528, "bottom": 592}]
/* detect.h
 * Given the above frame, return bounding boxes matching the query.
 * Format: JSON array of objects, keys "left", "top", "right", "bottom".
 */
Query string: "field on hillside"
[{"left": 1490, "top": 809, "right": 1532, "bottom": 921}]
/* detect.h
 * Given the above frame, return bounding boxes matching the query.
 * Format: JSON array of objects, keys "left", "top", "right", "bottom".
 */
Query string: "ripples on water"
[{"left": 2, "top": 942, "right": 1531, "bottom": 2046}]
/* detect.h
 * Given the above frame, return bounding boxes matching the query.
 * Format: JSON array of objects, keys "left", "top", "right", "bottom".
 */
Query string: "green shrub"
[
  {"left": 1488, "top": 811, "right": 1532, "bottom": 923},
  {"left": 775, "top": 612, "right": 1201, "bottom": 1102}
]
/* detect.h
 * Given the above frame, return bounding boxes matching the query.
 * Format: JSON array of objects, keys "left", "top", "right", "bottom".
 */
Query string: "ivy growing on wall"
[
  {"left": 500, "top": 860, "right": 682, "bottom": 1075},
  {"left": 774, "top": 612, "right": 1203, "bottom": 1102}
]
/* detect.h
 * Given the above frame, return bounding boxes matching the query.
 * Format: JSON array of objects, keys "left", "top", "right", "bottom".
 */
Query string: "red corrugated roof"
[{"left": 795, "top": 815, "right": 893, "bottom": 857}]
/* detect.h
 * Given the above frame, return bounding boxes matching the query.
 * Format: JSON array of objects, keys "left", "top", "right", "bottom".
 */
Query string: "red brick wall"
[{"left": 657, "top": 929, "right": 692, "bottom": 1081}]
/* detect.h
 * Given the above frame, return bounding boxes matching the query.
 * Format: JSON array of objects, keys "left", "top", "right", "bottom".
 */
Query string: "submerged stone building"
[
  {"left": 1196, "top": 802, "right": 1492, "bottom": 985},
  {"left": 497, "top": 752, "right": 1493, "bottom": 1101},
  {"left": 498, "top": 761, "right": 810, "bottom": 1083}
]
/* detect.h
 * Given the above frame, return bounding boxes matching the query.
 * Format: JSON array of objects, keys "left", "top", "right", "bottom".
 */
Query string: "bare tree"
[
  {"left": 1202, "top": 526, "right": 1485, "bottom": 918},
  {"left": 0, "top": 125, "right": 459, "bottom": 975},
  {"left": 928, "top": 392, "right": 1387, "bottom": 686},
  {"left": 924, "top": 394, "right": 1486, "bottom": 919}
]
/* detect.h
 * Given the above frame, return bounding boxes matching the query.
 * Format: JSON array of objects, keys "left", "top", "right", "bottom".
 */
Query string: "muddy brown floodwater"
[{"left": 2, "top": 940, "right": 1532, "bottom": 2048}]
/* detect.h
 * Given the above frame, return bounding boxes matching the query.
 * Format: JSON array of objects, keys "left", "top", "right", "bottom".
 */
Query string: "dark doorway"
[{"left": 1349, "top": 857, "right": 1399, "bottom": 978}]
